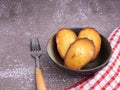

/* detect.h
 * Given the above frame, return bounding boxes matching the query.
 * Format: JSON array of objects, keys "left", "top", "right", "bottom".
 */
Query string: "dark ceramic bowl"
[{"left": 47, "top": 28, "right": 112, "bottom": 75}]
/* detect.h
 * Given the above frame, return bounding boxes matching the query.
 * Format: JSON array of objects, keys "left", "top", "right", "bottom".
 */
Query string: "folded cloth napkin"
[{"left": 66, "top": 27, "right": 120, "bottom": 90}]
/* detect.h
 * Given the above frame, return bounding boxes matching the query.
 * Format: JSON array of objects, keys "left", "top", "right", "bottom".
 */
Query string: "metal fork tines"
[{"left": 30, "top": 38, "right": 42, "bottom": 68}]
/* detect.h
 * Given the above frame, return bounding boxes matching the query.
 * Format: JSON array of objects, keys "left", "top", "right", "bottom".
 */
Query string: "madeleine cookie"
[
  {"left": 64, "top": 38, "right": 95, "bottom": 69},
  {"left": 78, "top": 27, "right": 101, "bottom": 60},
  {"left": 56, "top": 28, "right": 77, "bottom": 59}
]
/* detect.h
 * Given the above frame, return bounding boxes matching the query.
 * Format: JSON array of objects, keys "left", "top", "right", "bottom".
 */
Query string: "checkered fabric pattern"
[{"left": 66, "top": 27, "right": 120, "bottom": 90}]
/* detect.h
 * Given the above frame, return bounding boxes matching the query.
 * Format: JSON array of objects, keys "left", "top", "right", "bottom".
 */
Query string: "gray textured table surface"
[{"left": 0, "top": 0, "right": 120, "bottom": 90}]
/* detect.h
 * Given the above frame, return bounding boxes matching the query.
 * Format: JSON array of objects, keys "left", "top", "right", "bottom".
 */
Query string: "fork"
[{"left": 30, "top": 38, "right": 46, "bottom": 90}]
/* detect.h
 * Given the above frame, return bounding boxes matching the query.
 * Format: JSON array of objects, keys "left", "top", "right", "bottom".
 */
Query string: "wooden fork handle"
[{"left": 36, "top": 68, "right": 47, "bottom": 90}]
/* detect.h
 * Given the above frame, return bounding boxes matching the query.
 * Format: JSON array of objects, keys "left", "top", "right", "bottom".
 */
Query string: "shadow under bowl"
[{"left": 47, "top": 28, "right": 112, "bottom": 75}]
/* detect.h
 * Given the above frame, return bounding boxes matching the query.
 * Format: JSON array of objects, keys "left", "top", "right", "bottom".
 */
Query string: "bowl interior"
[{"left": 47, "top": 28, "right": 112, "bottom": 74}]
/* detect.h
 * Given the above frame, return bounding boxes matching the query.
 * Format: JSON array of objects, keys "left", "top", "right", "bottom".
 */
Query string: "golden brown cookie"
[
  {"left": 78, "top": 27, "right": 101, "bottom": 60},
  {"left": 64, "top": 38, "right": 95, "bottom": 69},
  {"left": 56, "top": 28, "right": 77, "bottom": 59}
]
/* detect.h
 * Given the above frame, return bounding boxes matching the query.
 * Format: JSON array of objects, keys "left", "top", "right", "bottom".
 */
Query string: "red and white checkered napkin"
[{"left": 66, "top": 27, "right": 120, "bottom": 90}]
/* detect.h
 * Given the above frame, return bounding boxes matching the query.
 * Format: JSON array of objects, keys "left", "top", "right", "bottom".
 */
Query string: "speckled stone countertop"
[{"left": 0, "top": 0, "right": 120, "bottom": 90}]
